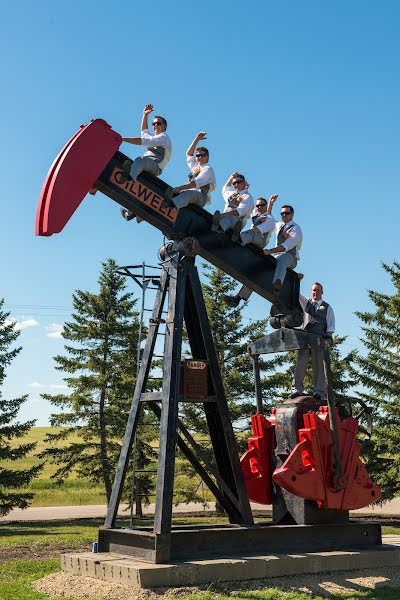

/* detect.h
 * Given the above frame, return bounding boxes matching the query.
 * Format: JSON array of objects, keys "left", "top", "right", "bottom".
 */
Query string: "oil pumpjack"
[{"left": 36, "top": 118, "right": 381, "bottom": 563}]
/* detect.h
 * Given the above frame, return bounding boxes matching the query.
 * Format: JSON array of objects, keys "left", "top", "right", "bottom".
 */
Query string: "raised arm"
[
  {"left": 224, "top": 172, "right": 239, "bottom": 189},
  {"left": 141, "top": 103, "right": 153, "bottom": 132},
  {"left": 267, "top": 194, "right": 278, "bottom": 214},
  {"left": 122, "top": 104, "right": 154, "bottom": 145},
  {"left": 187, "top": 131, "right": 207, "bottom": 156}
]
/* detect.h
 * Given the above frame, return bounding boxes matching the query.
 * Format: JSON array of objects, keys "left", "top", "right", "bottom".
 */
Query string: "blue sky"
[{"left": 1, "top": 1, "right": 399, "bottom": 425}]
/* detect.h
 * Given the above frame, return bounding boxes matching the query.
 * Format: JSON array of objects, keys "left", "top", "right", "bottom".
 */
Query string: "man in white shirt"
[
  {"left": 263, "top": 204, "right": 303, "bottom": 299},
  {"left": 162, "top": 132, "right": 216, "bottom": 210},
  {"left": 291, "top": 282, "right": 335, "bottom": 400},
  {"left": 238, "top": 194, "right": 278, "bottom": 247},
  {"left": 120, "top": 103, "right": 172, "bottom": 221},
  {"left": 223, "top": 202, "right": 302, "bottom": 308},
  {"left": 211, "top": 173, "right": 254, "bottom": 241}
]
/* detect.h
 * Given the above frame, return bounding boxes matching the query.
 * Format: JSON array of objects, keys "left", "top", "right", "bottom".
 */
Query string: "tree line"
[{"left": 0, "top": 259, "right": 399, "bottom": 517}]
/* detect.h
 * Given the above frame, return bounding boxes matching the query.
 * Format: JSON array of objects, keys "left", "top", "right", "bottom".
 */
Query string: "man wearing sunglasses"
[
  {"left": 237, "top": 194, "right": 278, "bottom": 247},
  {"left": 263, "top": 204, "right": 303, "bottom": 298},
  {"left": 162, "top": 131, "right": 216, "bottom": 210},
  {"left": 120, "top": 103, "right": 172, "bottom": 221},
  {"left": 211, "top": 173, "right": 254, "bottom": 239},
  {"left": 291, "top": 282, "right": 335, "bottom": 400},
  {"left": 223, "top": 202, "right": 302, "bottom": 308}
]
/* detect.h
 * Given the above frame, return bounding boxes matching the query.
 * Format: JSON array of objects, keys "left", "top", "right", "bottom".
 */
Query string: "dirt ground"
[
  {"left": 32, "top": 566, "right": 400, "bottom": 600},
  {"left": 6, "top": 513, "right": 400, "bottom": 599}
]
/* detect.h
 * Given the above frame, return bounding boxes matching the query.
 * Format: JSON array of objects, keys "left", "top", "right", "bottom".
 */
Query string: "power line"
[{"left": 4, "top": 304, "right": 72, "bottom": 310}]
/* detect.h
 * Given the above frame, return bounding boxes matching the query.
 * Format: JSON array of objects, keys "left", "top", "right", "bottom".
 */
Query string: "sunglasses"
[
  {"left": 153, "top": 121, "right": 163, "bottom": 126},
  {"left": 196, "top": 153, "right": 207, "bottom": 158},
  {"left": 256, "top": 203, "right": 267, "bottom": 208},
  {"left": 281, "top": 211, "right": 292, "bottom": 216},
  {"left": 232, "top": 180, "right": 245, "bottom": 185}
]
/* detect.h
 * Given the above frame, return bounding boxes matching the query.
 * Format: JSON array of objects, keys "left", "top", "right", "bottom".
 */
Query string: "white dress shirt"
[
  {"left": 251, "top": 209, "right": 276, "bottom": 235},
  {"left": 272, "top": 219, "right": 303, "bottom": 259},
  {"left": 299, "top": 294, "right": 335, "bottom": 333},
  {"left": 141, "top": 129, "right": 172, "bottom": 171},
  {"left": 187, "top": 155, "right": 216, "bottom": 202},
  {"left": 222, "top": 185, "right": 254, "bottom": 225}
]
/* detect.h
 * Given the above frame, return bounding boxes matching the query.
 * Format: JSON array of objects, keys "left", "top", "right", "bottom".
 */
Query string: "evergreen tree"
[
  {"left": 0, "top": 299, "right": 42, "bottom": 516},
  {"left": 351, "top": 261, "right": 400, "bottom": 500},
  {"left": 40, "top": 259, "right": 158, "bottom": 505}
]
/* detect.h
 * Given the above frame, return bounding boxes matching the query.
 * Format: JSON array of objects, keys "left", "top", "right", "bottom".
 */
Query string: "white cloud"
[
  {"left": 5, "top": 318, "right": 39, "bottom": 330},
  {"left": 45, "top": 323, "right": 63, "bottom": 339},
  {"left": 28, "top": 382, "right": 46, "bottom": 389}
]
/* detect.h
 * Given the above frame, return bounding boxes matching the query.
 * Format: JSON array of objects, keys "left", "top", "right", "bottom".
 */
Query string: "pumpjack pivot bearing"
[
  {"left": 269, "top": 304, "right": 303, "bottom": 329},
  {"left": 159, "top": 237, "right": 200, "bottom": 260}
]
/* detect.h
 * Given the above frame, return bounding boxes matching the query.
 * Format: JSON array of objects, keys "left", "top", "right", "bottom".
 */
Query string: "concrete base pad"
[{"left": 62, "top": 536, "right": 400, "bottom": 589}]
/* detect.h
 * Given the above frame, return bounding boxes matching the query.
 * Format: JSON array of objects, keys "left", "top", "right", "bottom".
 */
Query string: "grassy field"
[
  {"left": 6, "top": 427, "right": 214, "bottom": 506},
  {"left": 5, "top": 428, "right": 106, "bottom": 506}
]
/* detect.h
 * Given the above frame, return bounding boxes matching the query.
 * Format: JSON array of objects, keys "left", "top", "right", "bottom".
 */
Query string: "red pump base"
[
  {"left": 241, "top": 405, "right": 381, "bottom": 512},
  {"left": 272, "top": 406, "right": 381, "bottom": 510},
  {"left": 240, "top": 412, "right": 275, "bottom": 505}
]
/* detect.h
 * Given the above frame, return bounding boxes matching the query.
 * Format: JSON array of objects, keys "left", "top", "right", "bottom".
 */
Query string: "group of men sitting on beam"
[
  {"left": 119, "top": 104, "right": 335, "bottom": 401},
  {"left": 119, "top": 104, "right": 301, "bottom": 302}
]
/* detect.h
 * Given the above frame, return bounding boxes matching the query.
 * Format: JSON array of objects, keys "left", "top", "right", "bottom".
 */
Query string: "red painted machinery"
[{"left": 241, "top": 399, "right": 381, "bottom": 512}]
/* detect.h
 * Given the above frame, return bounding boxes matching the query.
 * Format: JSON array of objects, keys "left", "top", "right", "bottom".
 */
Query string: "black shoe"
[
  {"left": 290, "top": 392, "right": 302, "bottom": 399},
  {"left": 231, "top": 220, "right": 242, "bottom": 243},
  {"left": 161, "top": 186, "right": 174, "bottom": 209},
  {"left": 313, "top": 393, "right": 322, "bottom": 401},
  {"left": 119, "top": 159, "right": 133, "bottom": 182},
  {"left": 273, "top": 279, "right": 282, "bottom": 298},
  {"left": 211, "top": 210, "right": 221, "bottom": 232},
  {"left": 120, "top": 208, "right": 135, "bottom": 222},
  {"left": 223, "top": 294, "right": 241, "bottom": 308}
]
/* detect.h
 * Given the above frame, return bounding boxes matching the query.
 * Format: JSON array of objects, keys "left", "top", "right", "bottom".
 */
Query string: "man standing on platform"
[
  {"left": 120, "top": 103, "right": 172, "bottom": 221},
  {"left": 211, "top": 172, "right": 254, "bottom": 240},
  {"left": 291, "top": 282, "right": 335, "bottom": 400},
  {"left": 162, "top": 132, "right": 216, "bottom": 210}
]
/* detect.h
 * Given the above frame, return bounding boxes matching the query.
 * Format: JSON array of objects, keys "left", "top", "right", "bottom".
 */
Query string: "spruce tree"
[
  {"left": 40, "top": 258, "right": 158, "bottom": 505},
  {"left": 351, "top": 260, "right": 400, "bottom": 500},
  {"left": 0, "top": 299, "right": 42, "bottom": 516}
]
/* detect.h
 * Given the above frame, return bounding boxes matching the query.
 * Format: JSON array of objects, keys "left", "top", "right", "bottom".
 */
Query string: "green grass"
[
  {"left": 184, "top": 590, "right": 400, "bottom": 599},
  {"left": 0, "top": 517, "right": 231, "bottom": 548},
  {"left": 0, "top": 559, "right": 77, "bottom": 600}
]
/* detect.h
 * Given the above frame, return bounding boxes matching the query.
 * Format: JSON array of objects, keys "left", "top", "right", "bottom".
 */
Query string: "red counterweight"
[
  {"left": 272, "top": 406, "right": 381, "bottom": 510},
  {"left": 240, "top": 412, "right": 276, "bottom": 505},
  {"left": 35, "top": 119, "right": 122, "bottom": 236}
]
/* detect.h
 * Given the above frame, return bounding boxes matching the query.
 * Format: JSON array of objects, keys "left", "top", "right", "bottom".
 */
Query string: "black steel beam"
[
  {"left": 96, "top": 151, "right": 301, "bottom": 313},
  {"left": 187, "top": 266, "right": 254, "bottom": 526},
  {"left": 153, "top": 256, "right": 185, "bottom": 537},
  {"left": 248, "top": 327, "right": 324, "bottom": 356},
  {"left": 98, "top": 521, "right": 382, "bottom": 563}
]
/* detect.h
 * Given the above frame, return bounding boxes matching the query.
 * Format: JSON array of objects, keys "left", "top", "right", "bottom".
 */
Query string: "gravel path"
[{"left": 2, "top": 499, "right": 400, "bottom": 522}]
